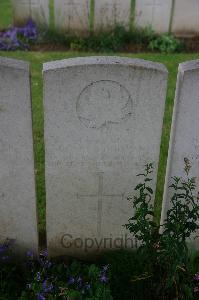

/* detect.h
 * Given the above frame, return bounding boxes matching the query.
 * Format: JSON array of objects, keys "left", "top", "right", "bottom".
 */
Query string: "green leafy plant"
[
  {"left": 148, "top": 33, "right": 183, "bottom": 53},
  {"left": 39, "top": 25, "right": 157, "bottom": 53},
  {"left": 125, "top": 160, "right": 199, "bottom": 299}
]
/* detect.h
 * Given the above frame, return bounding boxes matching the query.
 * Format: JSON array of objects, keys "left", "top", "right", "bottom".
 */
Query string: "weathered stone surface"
[
  {"left": 171, "top": 0, "right": 199, "bottom": 36},
  {"left": 0, "top": 57, "right": 38, "bottom": 255},
  {"left": 44, "top": 56, "right": 168, "bottom": 258},
  {"left": 135, "top": 0, "right": 172, "bottom": 33},
  {"left": 94, "top": 0, "right": 131, "bottom": 30},
  {"left": 12, "top": 0, "right": 49, "bottom": 26},
  {"left": 161, "top": 60, "right": 199, "bottom": 249},
  {"left": 54, "top": 0, "right": 90, "bottom": 33}
]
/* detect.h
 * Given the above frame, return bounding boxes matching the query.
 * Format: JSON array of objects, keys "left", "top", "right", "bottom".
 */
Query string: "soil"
[{"left": 180, "top": 36, "right": 199, "bottom": 52}]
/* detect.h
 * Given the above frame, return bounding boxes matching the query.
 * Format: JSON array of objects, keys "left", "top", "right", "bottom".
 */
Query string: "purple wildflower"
[
  {"left": 39, "top": 258, "right": 52, "bottom": 269},
  {"left": 42, "top": 280, "right": 54, "bottom": 293},
  {"left": 100, "top": 274, "right": 108, "bottom": 283},
  {"left": 40, "top": 249, "right": 48, "bottom": 257},
  {"left": 26, "top": 250, "right": 34, "bottom": 259},
  {"left": 37, "top": 293, "right": 45, "bottom": 300},
  {"left": 36, "top": 272, "right": 41, "bottom": 282},
  {"left": 77, "top": 276, "right": 83, "bottom": 288},
  {"left": 99, "top": 264, "right": 109, "bottom": 283},
  {"left": 0, "top": 19, "right": 37, "bottom": 51},
  {"left": 102, "top": 265, "right": 109, "bottom": 272},
  {"left": 18, "top": 19, "right": 37, "bottom": 40},
  {"left": 194, "top": 273, "right": 199, "bottom": 281},
  {"left": 68, "top": 276, "right": 75, "bottom": 285}
]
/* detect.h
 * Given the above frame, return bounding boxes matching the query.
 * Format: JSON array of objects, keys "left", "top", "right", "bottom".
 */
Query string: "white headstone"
[
  {"left": 12, "top": 0, "right": 49, "bottom": 26},
  {"left": 44, "top": 56, "right": 168, "bottom": 258},
  {"left": 0, "top": 57, "right": 38, "bottom": 255},
  {"left": 94, "top": 0, "right": 131, "bottom": 30},
  {"left": 135, "top": 0, "right": 172, "bottom": 33},
  {"left": 54, "top": 0, "right": 90, "bottom": 33},
  {"left": 161, "top": 60, "right": 199, "bottom": 249},
  {"left": 171, "top": 0, "right": 199, "bottom": 36}
]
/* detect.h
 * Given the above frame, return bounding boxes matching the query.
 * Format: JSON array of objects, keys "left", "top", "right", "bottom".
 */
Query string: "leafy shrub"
[
  {"left": 148, "top": 33, "right": 183, "bottom": 53},
  {"left": 125, "top": 160, "right": 199, "bottom": 299},
  {"left": 70, "top": 26, "right": 131, "bottom": 52},
  {"left": 41, "top": 25, "right": 157, "bottom": 53}
]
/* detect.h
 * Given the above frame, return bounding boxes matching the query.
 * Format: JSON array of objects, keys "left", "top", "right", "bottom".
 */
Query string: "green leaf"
[
  {"left": 135, "top": 183, "right": 144, "bottom": 190},
  {"left": 146, "top": 187, "right": 153, "bottom": 194}
]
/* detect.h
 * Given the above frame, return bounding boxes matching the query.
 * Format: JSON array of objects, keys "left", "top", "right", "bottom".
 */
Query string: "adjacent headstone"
[
  {"left": 161, "top": 60, "right": 199, "bottom": 250},
  {"left": 44, "top": 56, "right": 168, "bottom": 258},
  {"left": 54, "top": 0, "right": 90, "bottom": 33},
  {"left": 94, "top": 0, "right": 131, "bottom": 30},
  {"left": 171, "top": 0, "right": 199, "bottom": 36},
  {"left": 12, "top": 0, "right": 49, "bottom": 26},
  {"left": 135, "top": 0, "right": 172, "bottom": 33},
  {"left": 0, "top": 57, "right": 38, "bottom": 255}
]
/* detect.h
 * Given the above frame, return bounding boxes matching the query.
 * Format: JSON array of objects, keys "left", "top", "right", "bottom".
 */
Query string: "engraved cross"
[{"left": 77, "top": 172, "right": 124, "bottom": 236}]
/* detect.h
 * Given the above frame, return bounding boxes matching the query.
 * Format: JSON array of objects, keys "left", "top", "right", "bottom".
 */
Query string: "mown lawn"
[{"left": 0, "top": 51, "right": 199, "bottom": 232}]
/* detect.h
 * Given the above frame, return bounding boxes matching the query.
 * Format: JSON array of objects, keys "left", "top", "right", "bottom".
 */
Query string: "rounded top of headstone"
[
  {"left": 179, "top": 60, "right": 199, "bottom": 73},
  {"left": 0, "top": 57, "right": 29, "bottom": 71},
  {"left": 43, "top": 56, "right": 168, "bottom": 74}
]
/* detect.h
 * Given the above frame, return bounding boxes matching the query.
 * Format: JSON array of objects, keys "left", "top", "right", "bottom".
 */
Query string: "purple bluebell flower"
[
  {"left": 37, "top": 293, "right": 45, "bottom": 300},
  {"left": 42, "top": 280, "right": 53, "bottom": 293},
  {"left": 26, "top": 250, "right": 34, "bottom": 259},
  {"left": 68, "top": 276, "right": 75, "bottom": 285},
  {"left": 102, "top": 265, "right": 109, "bottom": 272},
  {"left": 39, "top": 257, "right": 52, "bottom": 269},
  {"left": 36, "top": 272, "right": 41, "bottom": 282},
  {"left": 39, "top": 250, "right": 52, "bottom": 269},
  {"left": 40, "top": 249, "right": 48, "bottom": 257},
  {"left": 77, "top": 276, "right": 83, "bottom": 288},
  {"left": 99, "top": 264, "right": 109, "bottom": 283},
  {"left": 100, "top": 274, "right": 108, "bottom": 283}
]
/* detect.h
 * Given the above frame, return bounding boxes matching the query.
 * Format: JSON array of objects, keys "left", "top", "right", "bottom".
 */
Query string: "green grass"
[
  {"left": 0, "top": 0, "right": 12, "bottom": 29},
  {"left": 0, "top": 51, "right": 198, "bottom": 232}
]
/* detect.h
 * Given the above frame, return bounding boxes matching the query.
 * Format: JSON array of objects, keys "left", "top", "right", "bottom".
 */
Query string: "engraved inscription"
[{"left": 76, "top": 80, "right": 133, "bottom": 129}]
